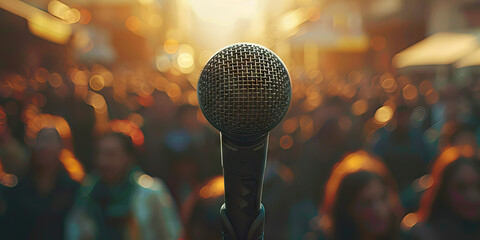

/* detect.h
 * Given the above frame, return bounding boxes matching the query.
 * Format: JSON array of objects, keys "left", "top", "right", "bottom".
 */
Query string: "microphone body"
[
  {"left": 220, "top": 133, "right": 268, "bottom": 240},
  {"left": 197, "top": 43, "right": 291, "bottom": 240}
]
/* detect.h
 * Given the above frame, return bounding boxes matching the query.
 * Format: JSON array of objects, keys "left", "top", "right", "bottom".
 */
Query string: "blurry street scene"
[{"left": 1, "top": 0, "right": 480, "bottom": 239}]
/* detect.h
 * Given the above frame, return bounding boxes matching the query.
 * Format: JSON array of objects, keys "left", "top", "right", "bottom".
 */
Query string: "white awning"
[
  {"left": 393, "top": 32, "right": 478, "bottom": 68},
  {"left": 455, "top": 48, "right": 480, "bottom": 68}
]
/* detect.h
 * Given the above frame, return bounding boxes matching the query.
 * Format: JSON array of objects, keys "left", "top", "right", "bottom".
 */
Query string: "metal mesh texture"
[{"left": 197, "top": 43, "right": 291, "bottom": 137}]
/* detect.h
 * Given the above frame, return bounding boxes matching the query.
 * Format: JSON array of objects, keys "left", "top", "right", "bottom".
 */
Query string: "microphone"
[{"left": 197, "top": 43, "right": 291, "bottom": 240}]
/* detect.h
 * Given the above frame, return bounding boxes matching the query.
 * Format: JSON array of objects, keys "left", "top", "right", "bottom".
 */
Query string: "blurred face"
[
  {"left": 447, "top": 163, "right": 480, "bottom": 220},
  {"left": 96, "top": 136, "right": 132, "bottom": 185},
  {"left": 351, "top": 179, "right": 391, "bottom": 237},
  {"left": 34, "top": 129, "right": 62, "bottom": 168}
]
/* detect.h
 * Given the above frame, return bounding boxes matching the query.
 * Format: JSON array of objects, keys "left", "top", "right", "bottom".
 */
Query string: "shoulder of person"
[{"left": 131, "top": 171, "right": 175, "bottom": 205}]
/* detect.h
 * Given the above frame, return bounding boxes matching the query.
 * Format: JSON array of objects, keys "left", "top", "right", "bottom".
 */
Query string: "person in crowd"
[
  {"left": 66, "top": 131, "right": 183, "bottom": 240},
  {"left": 307, "top": 151, "right": 403, "bottom": 240},
  {"left": 373, "top": 105, "right": 428, "bottom": 192},
  {"left": 401, "top": 123, "right": 479, "bottom": 213},
  {"left": 408, "top": 145, "right": 480, "bottom": 240},
  {"left": 0, "top": 127, "right": 80, "bottom": 239},
  {"left": 290, "top": 117, "right": 349, "bottom": 239}
]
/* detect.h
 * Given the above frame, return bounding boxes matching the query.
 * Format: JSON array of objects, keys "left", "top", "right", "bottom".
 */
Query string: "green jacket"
[{"left": 66, "top": 167, "right": 183, "bottom": 240}]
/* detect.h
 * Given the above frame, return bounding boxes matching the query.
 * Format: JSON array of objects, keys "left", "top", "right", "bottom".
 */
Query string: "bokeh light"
[
  {"left": 280, "top": 135, "right": 294, "bottom": 150},
  {"left": 401, "top": 213, "right": 419, "bottom": 230},
  {"left": 374, "top": 106, "right": 394, "bottom": 123},
  {"left": 110, "top": 119, "right": 145, "bottom": 146},
  {"left": 60, "top": 149, "right": 85, "bottom": 182},
  {"left": 199, "top": 175, "right": 224, "bottom": 199},
  {"left": 402, "top": 84, "right": 418, "bottom": 101},
  {"left": 89, "top": 75, "right": 105, "bottom": 91},
  {"left": 164, "top": 39, "right": 179, "bottom": 54},
  {"left": 351, "top": 99, "right": 369, "bottom": 116}
]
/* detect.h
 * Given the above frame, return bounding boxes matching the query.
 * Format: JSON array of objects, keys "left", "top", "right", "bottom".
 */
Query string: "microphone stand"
[{"left": 219, "top": 133, "right": 268, "bottom": 240}]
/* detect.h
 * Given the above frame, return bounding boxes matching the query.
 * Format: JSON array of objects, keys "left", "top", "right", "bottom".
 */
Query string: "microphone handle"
[{"left": 220, "top": 133, "right": 268, "bottom": 240}]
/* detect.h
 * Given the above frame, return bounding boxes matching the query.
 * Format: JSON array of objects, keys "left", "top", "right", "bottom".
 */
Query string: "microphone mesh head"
[{"left": 197, "top": 43, "right": 291, "bottom": 138}]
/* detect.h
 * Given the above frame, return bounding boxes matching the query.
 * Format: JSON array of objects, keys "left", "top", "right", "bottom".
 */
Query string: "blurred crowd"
[{"left": 1, "top": 63, "right": 480, "bottom": 240}]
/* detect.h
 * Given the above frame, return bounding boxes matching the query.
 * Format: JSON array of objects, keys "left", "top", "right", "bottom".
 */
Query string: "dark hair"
[
  {"left": 322, "top": 151, "right": 402, "bottom": 240},
  {"left": 36, "top": 127, "right": 62, "bottom": 145},
  {"left": 417, "top": 146, "right": 479, "bottom": 221},
  {"left": 98, "top": 132, "right": 136, "bottom": 157},
  {"left": 420, "top": 153, "right": 480, "bottom": 221},
  {"left": 331, "top": 171, "right": 398, "bottom": 240}
]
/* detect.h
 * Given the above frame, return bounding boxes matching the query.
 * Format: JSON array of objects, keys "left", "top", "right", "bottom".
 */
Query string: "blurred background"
[{"left": 1, "top": 0, "right": 480, "bottom": 239}]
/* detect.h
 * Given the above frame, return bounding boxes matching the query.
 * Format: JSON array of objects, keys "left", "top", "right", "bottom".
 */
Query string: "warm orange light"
[
  {"left": 128, "top": 113, "right": 144, "bottom": 128},
  {"left": 306, "top": 6, "right": 321, "bottom": 22},
  {"left": 167, "top": 83, "right": 182, "bottom": 99},
  {"left": 48, "top": 1, "right": 69, "bottom": 19},
  {"left": 341, "top": 84, "right": 357, "bottom": 99},
  {"left": 351, "top": 99, "right": 368, "bottom": 116},
  {"left": 164, "top": 39, "right": 179, "bottom": 54},
  {"left": 282, "top": 118, "right": 298, "bottom": 134},
  {"left": 374, "top": 106, "right": 394, "bottom": 123},
  {"left": 60, "top": 149, "right": 85, "bottom": 182},
  {"left": 148, "top": 14, "right": 163, "bottom": 28},
  {"left": 154, "top": 76, "right": 169, "bottom": 91},
  {"left": 1, "top": 174, "right": 18, "bottom": 187},
  {"left": 64, "top": 8, "right": 81, "bottom": 24},
  {"left": 416, "top": 174, "right": 433, "bottom": 191},
  {"left": 280, "top": 135, "right": 294, "bottom": 150},
  {"left": 197, "top": 109, "right": 208, "bottom": 125},
  {"left": 186, "top": 91, "right": 199, "bottom": 106},
  {"left": 35, "top": 68, "right": 49, "bottom": 83},
  {"left": 78, "top": 9, "right": 91, "bottom": 24},
  {"left": 89, "top": 94, "right": 106, "bottom": 110},
  {"left": 109, "top": 119, "right": 145, "bottom": 146},
  {"left": 299, "top": 115, "right": 314, "bottom": 140},
  {"left": 31, "top": 93, "right": 47, "bottom": 107},
  {"left": 419, "top": 80, "right": 433, "bottom": 95},
  {"left": 156, "top": 55, "right": 171, "bottom": 72},
  {"left": 48, "top": 73, "right": 63, "bottom": 88},
  {"left": 125, "top": 16, "right": 141, "bottom": 32},
  {"left": 425, "top": 89, "right": 439, "bottom": 105},
  {"left": 279, "top": 8, "right": 307, "bottom": 33},
  {"left": 371, "top": 36, "right": 386, "bottom": 51},
  {"left": 26, "top": 114, "right": 72, "bottom": 143},
  {"left": 137, "top": 95, "right": 154, "bottom": 107},
  {"left": 177, "top": 53, "right": 194, "bottom": 69},
  {"left": 393, "top": 32, "right": 477, "bottom": 68},
  {"left": 0, "top": 106, "right": 6, "bottom": 125},
  {"left": 89, "top": 75, "right": 105, "bottom": 91},
  {"left": 73, "top": 70, "right": 88, "bottom": 86},
  {"left": 402, "top": 84, "right": 418, "bottom": 100},
  {"left": 199, "top": 175, "right": 225, "bottom": 199},
  {"left": 381, "top": 77, "right": 397, "bottom": 93},
  {"left": 401, "top": 213, "right": 418, "bottom": 230},
  {"left": 22, "top": 105, "right": 40, "bottom": 124}
]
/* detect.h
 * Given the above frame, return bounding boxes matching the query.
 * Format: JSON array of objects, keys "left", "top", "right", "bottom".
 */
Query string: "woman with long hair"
[
  {"left": 409, "top": 145, "right": 480, "bottom": 240},
  {"left": 316, "top": 150, "right": 403, "bottom": 240}
]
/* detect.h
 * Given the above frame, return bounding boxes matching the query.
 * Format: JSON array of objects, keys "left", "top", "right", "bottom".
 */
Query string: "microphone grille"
[{"left": 198, "top": 43, "right": 291, "bottom": 138}]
